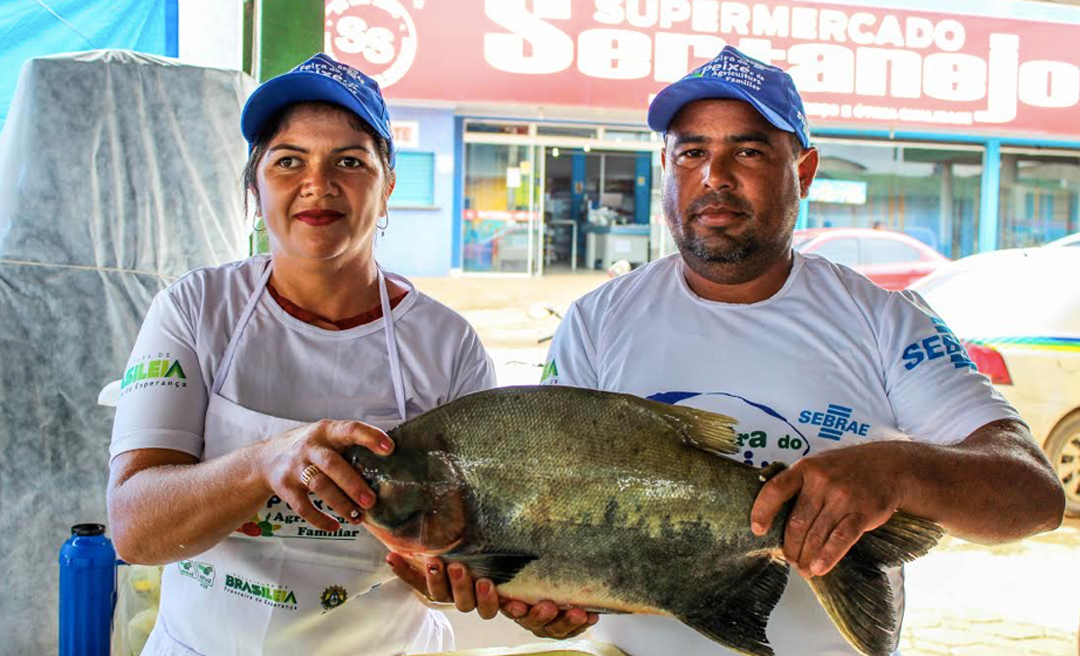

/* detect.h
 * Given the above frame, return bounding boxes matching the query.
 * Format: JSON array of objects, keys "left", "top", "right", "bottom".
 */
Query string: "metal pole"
[
  {"left": 939, "top": 162, "right": 953, "bottom": 257},
  {"left": 526, "top": 146, "right": 535, "bottom": 276},
  {"left": 979, "top": 139, "right": 1001, "bottom": 254},
  {"left": 571, "top": 222, "right": 578, "bottom": 272},
  {"left": 599, "top": 153, "right": 606, "bottom": 204},
  {"left": 537, "top": 146, "right": 546, "bottom": 277}
]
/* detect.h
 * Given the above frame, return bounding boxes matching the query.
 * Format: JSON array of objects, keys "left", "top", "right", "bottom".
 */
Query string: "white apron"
[{"left": 142, "top": 262, "right": 453, "bottom": 656}]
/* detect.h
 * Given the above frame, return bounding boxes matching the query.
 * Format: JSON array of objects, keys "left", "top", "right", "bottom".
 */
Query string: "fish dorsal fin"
[
  {"left": 677, "top": 555, "right": 789, "bottom": 656},
  {"left": 636, "top": 397, "right": 740, "bottom": 456},
  {"left": 442, "top": 551, "right": 537, "bottom": 586}
]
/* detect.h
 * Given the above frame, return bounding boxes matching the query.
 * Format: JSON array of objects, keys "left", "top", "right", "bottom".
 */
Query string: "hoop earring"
[
  {"left": 377, "top": 212, "right": 389, "bottom": 238},
  {"left": 253, "top": 215, "right": 265, "bottom": 233}
]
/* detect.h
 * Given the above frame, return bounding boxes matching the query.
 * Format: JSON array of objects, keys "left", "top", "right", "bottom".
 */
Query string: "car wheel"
[{"left": 1045, "top": 412, "right": 1080, "bottom": 517}]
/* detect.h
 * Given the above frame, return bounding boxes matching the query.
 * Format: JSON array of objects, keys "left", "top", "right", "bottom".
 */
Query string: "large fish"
[{"left": 346, "top": 386, "right": 943, "bottom": 656}]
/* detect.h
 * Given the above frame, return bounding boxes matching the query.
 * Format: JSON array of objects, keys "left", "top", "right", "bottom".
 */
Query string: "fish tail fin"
[
  {"left": 809, "top": 512, "right": 945, "bottom": 656},
  {"left": 677, "top": 556, "right": 789, "bottom": 656}
]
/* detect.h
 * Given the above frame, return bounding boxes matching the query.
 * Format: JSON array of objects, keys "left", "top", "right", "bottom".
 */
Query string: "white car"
[
  {"left": 1046, "top": 232, "right": 1080, "bottom": 248},
  {"left": 910, "top": 247, "right": 1080, "bottom": 515}
]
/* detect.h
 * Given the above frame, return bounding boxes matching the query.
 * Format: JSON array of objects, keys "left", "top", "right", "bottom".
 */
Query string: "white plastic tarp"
[{"left": 0, "top": 50, "right": 254, "bottom": 656}]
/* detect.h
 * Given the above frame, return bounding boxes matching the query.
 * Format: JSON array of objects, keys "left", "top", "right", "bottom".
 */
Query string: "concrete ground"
[
  {"left": 899, "top": 520, "right": 1079, "bottom": 656},
  {"left": 416, "top": 272, "right": 609, "bottom": 387},
  {"left": 412, "top": 272, "right": 1080, "bottom": 656}
]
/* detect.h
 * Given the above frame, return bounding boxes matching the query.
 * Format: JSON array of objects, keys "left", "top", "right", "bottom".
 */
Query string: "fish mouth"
[
  {"left": 347, "top": 445, "right": 470, "bottom": 553},
  {"left": 360, "top": 482, "right": 468, "bottom": 554},
  {"left": 363, "top": 517, "right": 465, "bottom": 558}
]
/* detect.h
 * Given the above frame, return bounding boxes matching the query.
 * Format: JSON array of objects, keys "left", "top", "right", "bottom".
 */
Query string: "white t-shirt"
[
  {"left": 111, "top": 255, "right": 496, "bottom": 459},
  {"left": 543, "top": 252, "right": 1019, "bottom": 656}
]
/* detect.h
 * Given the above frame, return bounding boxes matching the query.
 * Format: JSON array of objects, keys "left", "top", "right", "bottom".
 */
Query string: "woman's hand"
[
  {"left": 500, "top": 599, "right": 598, "bottom": 639},
  {"left": 259, "top": 419, "right": 394, "bottom": 532},
  {"left": 387, "top": 553, "right": 598, "bottom": 637},
  {"left": 386, "top": 553, "right": 500, "bottom": 619}
]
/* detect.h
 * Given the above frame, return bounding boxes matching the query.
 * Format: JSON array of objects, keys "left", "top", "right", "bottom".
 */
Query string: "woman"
[{"left": 107, "top": 54, "right": 497, "bottom": 655}]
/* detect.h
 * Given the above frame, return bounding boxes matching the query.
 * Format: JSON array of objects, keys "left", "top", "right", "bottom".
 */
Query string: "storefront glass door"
[
  {"left": 462, "top": 121, "right": 661, "bottom": 275},
  {"left": 541, "top": 148, "right": 654, "bottom": 272},
  {"left": 462, "top": 143, "right": 542, "bottom": 274}
]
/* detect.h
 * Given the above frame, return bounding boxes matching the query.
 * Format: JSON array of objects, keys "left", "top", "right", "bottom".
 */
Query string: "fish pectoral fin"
[
  {"left": 640, "top": 398, "right": 740, "bottom": 456},
  {"left": 443, "top": 551, "right": 538, "bottom": 586},
  {"left": 674, "top": 556, "right": 788, "bottom": 656},
  {"left": 809, "top": 512, "right": 944, "bottom": 656}
]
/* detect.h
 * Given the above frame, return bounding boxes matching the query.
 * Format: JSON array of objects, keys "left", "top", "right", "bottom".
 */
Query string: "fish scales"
[
  {"left": 431, "top": 389, "right": 766, "bottom": 616},
  {"left": 346, "top": 386, "right": 944, "bottom": 656}
]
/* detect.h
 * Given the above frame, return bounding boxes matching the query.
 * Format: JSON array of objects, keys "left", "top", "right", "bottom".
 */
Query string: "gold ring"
[{"left": 300, "top": 464, "right": 321, "bottom": 487}]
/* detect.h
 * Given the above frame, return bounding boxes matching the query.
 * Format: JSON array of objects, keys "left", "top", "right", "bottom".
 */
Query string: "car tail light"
[{"left": 961, "top": 340, "right": 1012, "bottom": 385}]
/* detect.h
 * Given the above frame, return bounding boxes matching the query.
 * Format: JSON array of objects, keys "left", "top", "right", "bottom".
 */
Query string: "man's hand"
[
  {"left": 750, "top": 443, "right": 904, "bottom": 577},
  {"left": 386, "top": 553, "right": 500, "bottom": 619},
  {"left": 750, "top": 420, "right": 1064, "bottom": 576}
]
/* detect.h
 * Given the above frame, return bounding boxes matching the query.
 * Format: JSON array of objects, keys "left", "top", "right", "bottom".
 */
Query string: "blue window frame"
[{"left": 390, "top": 151, "right": 436, "bottom": 207}]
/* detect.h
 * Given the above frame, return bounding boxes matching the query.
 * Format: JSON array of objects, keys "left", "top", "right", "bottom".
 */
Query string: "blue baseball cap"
[
  {"left": 647, "top": 46, "right": 810, "bottom": 149},
  {"left": 241, "top": 53, "right": 395, "bottom": 167}
]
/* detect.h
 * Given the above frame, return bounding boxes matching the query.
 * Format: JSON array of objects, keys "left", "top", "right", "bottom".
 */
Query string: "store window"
[
  {"left": 599, "top": 152, "right": 640, "bottom": 223},
  {"left": 536, "top": 125, "right": 597, "bottom": 139},
  {"left": 604, "top": 128, "right": 657, "bottom": 143},
  {"left": 461, "top": 142, "right": 539, "bottom": 273},
  {"left": 808, "top": 141, "right": 983, "bottom": 259},
  {"left": 461, "top": 120, "right": 662, "bottom": 275},
  {"left": 999, "top": 152, "right": 1080, "bottom": 248},
  {"left": 389, "top": 152, "right": 435, "bottom": 208},
  {"left": 464, "top": 121, "right": 529, "bottom": 135}
]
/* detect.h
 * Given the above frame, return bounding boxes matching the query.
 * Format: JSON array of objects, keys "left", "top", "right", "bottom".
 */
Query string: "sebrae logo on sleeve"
[
  {"left": 540, "top": 360, "right": 559, "bottom": 385},
  {"left": 120, "top": 352, "right": 189, "bottom": 398},
  {"left": 901, "top": 317, "right": 976, "bottom": 373}
]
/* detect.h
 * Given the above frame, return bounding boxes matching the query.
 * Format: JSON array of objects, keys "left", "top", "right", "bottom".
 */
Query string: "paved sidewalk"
[
  {"left": 902, "top": 608, "right": 1075, "bottom": 656},
  {"left": 900, "top": 521, "right": 1079, "bottom": 656}
]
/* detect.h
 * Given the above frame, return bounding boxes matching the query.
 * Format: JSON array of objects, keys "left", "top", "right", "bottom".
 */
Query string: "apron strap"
[
  {"left": 212, "top": 258, "right": 408, "bottom": 424},
  {"left": 212, "top": 259, "right": 274, "bottom": 396},
  {"left": 378, "top": 268, "right": 408, "bottom": 423}
]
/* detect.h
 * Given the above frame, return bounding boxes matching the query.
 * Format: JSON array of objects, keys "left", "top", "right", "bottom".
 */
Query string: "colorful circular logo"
[
  {"left": 325, "top": 0, "right": 418, "bottom": 88},
  {"left": 648, "top": 391, "right": 811, "bottom": 468},
  {"left": 321, "top": 584, "right": 349, "bottom": 612}
]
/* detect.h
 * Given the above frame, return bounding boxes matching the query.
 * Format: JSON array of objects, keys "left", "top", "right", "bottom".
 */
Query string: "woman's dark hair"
[{"left": 242, "top": 101, "right": 394, "bottom": 216}]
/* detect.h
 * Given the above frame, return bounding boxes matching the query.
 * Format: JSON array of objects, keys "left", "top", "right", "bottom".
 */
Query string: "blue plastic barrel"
[{"left": 59, "top": 523, "right": 117, "bottom": 656}]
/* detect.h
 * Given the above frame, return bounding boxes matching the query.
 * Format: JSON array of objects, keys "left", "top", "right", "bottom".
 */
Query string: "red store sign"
[{"left": 325, "top": 0, "right": 1080, "bottom": 139}]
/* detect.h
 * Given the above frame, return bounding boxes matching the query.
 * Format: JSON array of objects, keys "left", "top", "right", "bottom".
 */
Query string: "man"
[{"left": 525, "top": 46, "right": 1064, "bottom": 655}]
